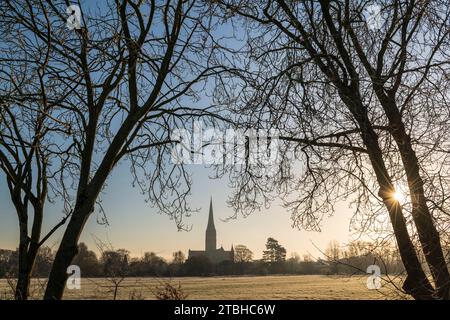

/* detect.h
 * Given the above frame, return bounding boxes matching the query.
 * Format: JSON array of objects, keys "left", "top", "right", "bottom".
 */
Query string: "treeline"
[
  {"left": 0, "top": 238, "right": 409, "bottom": 278},
  {"left": 0, "top": 247, "right": 53, "bottom": 278}
]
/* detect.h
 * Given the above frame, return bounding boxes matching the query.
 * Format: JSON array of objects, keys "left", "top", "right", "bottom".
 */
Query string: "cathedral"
[{"left": 188, "top": 198, "right": 234, "bottom": 263}]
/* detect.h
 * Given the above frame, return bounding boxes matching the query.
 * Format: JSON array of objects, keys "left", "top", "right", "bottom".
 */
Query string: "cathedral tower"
[{"left": 205, "top": 198, "right": 216, "bottom": 252}]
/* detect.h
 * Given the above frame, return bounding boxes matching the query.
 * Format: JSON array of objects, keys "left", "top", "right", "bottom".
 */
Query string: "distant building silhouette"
[{"left": 188, "top": 198, "right": 234, "bottom": 263}]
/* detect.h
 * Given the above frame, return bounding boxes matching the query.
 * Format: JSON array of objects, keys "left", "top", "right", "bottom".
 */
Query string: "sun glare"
[{"left": 393, "top": 190, "right": 407, "bottom": 204}]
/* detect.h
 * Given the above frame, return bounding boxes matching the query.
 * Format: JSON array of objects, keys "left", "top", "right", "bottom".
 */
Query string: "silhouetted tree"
[
  {"left": 262, "top": 238, "right": 286, "bottom": 264},
  {"left": 0, "top": 249, "right": 16, "bottom": 278},
  {"left": 168, "top": 251, "right": 186, "bottom": 276},
  {"left": 234, "top": 245, "right": 253, "bottom": 263},
  {"left": 172, "top": 251, "right": 186, "bottom": 265},
  {"left": 184, "top": 255, "right": 213, "bottom": 276},
  {"left": 72, "top": 243, "right": 100, "bottom": 277},
  {"left": 101, "top": 250, "right": 129, "bottom": 278},
  {"left": 0, "top": 0, "right": 229, "bottom": 299},
  {"left": 99, "top": 245, "right": 130, "bottom": 300},
  {"left": 31, "top": 247, "right": 54, "bottom": 277},
  {"left": 0, "top": 3, "right": 72, "bottom": 296},
  {"left": 215, "top": 0, "right": 450, "bottom": 299},
  {"left": 142, "top": 252, "right": 168, "bottom": 276},
  {"left": 325, "top": 240, "right": 342, "bottom": 275},
  {"left": 286, "top": 253, "right": 301, "bottom": 274},
  {"left": 216, "top": 260, "right": 235, "bottom": 275}
]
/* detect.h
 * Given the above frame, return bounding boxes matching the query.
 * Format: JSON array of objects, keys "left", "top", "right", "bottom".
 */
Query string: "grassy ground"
[{"left": 0, "top": 275, "right": 403, "bottom": 300}]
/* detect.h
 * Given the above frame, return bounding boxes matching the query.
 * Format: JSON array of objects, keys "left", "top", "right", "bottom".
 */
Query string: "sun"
[{"left": 393, "top": 190, "right": 407, "bottom": 204}]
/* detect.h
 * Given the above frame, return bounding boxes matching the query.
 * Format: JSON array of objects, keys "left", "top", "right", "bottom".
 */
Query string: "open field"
[{"left": 0, "top": 275, "right": 403, "bottom": 300}]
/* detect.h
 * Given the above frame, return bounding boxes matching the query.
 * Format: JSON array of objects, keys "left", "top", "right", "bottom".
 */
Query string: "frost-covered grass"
[{"left": 0, "top": 275, "right": 401, "bottom": 300}]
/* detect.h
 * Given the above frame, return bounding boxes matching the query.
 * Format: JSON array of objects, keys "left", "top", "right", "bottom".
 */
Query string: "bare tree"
[
  {"left": 153, "top": 279, "right": 188, "bottom": 300},
  {"left": 1, "top": 0, "right": 229, "bottom": 299},
  {"left": 214, "top": 0, "right": 450, "bottom": 299},
  {"left": 325, "top": 240, "right": 341, "bottom": 274},
  {"left": 316, "top": 0, "right": 450, "bottom": 299},
  {"left": 96, "top": 240, "right": 129, "bottom": 300},
  {"left": 234, "top": 244, "right": 253, "bottom": 263},
  {"left": 172, "top": 251, "right": 186, "bottom": 265},
  {"left": 0, "top": 2, "right": 73, "bottom": 298}
]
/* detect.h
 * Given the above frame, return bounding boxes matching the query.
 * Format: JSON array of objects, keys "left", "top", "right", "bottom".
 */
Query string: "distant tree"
[
  {"left": 167, "top": 251, "right": 186, "bottom": 276},
  {"left": 250, "top": 260, "right": 269, "bottom": 276},
  {"left": 172, "top": 251, "right": 186, "bottom": 265},
  {"left": 184, "top": 256, "right": 213, "bottom": 276},
  {"left": 72, "top": 243, "right": 100, "bottom": 277},
  {"left": 216, "top": 260, "right": 235, "bottom": 275},
  {"left": 1, "top": 0, "right": 229, "bottom": 299},
  {"left": 325, "top": 241, "right": 341, "bottom": 261},
  {"left": 0, "top": 250, "right": 7, "bottom": 278},
  {"left": 287, "top": 253, "right": 301, "bottom": 274},
  {"left": 325, "top": 240, "right": 342, "bottom": 275},
  {"left": 101, "top": 249, "right": 129, "bottom": 278},
  {"left": 141, "top": 252, "right": 168, "bottom": 276},
  {"left": 339, "top": 241, "right": 405, "bottom": 275},
  {"left": 33, "top": 247, "right": 54, "bottom": 277},
  {"left": 300, "top": 254, "right": 319, "bottom": 275},
  {"left": 0, "top": 249, "right": 16, "bottom": 278},
  {"left": 262, "top": 238, "right": 286, "bottom": 263},
  {"left": 99, "top": 246, "right": 130, "bottom": 300},
  {"left": 289, "top": 253, "right": 301, "bottom": 263},
  {"left": 234, "top": 245, "right": 253, "bottom": 263}
]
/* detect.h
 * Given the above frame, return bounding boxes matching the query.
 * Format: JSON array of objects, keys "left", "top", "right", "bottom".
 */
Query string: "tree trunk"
[
  {"left": 15, "top": 242, "right": 39, "bottom": 300},
  {"left": 376, "top": 92, "right": 450, "bottom": 299},
  {"left": 339, "top": 89, "right": 434, "bottom": 299},
  {"left": 43, "top": 207, "right": 89, "bottom": 300},
  {"left": 393, "top": 124, "right": 449, "bottom": 298},
  {"left": 44, "top": 116, "right": 135, "bottom": 300},
  {"left": 15, "top": 228, "right": 29, "bottom": 300},
  {"left": 13, "top": 198, "right": 45, "bottom": 300},
  {"left": 315, "top": 0, "right": 437, "bottom": 298},
  {"left": 15, "top": 210, "right": 30, "bottom": 300}
]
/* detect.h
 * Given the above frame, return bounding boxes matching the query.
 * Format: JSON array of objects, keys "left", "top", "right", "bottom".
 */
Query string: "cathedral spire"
[
  {"left": 207, "top": 197, "right": 215, "bottom": 230},
  {"left": 205, "top": 197, "right": 216, "bottom": 252}
]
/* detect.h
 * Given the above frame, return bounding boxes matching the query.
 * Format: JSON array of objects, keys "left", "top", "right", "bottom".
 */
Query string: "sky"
[
  {"left": 0, "top": 1, "right": 357, "bottom": 262},
  {"left": 0, "top": 160, "right": 354, "bottom": 261}
]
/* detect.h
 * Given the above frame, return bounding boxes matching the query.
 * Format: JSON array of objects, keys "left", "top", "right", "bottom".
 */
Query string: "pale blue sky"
[
  {"left": 0, "top": 0, "right": 355, "bottom": 261},
  {"left": 0, "top": 161, "right": 353, "bottom": 260}
]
